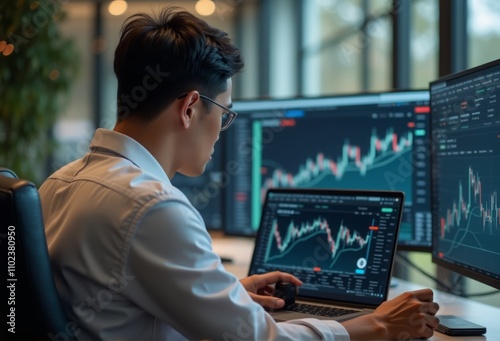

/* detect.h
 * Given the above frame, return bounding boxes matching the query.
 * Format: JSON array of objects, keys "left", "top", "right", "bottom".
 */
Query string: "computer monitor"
[
  {"left": 170, "top": 136, "right": 225, "bottom": 230},
  {"left": 224, "top": 90, "right": 432, "bottom": 251},
  {"left": 430, "top": 59, "right": 500, "bottom": 289}
]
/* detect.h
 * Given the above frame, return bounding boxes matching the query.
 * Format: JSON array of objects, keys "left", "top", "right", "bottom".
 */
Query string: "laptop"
[{"left": 248, "top": 188, "right": 404, "bottom": 322}]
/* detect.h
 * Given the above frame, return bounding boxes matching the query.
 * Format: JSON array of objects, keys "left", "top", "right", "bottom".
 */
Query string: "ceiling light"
[
  {"left": 108, "top": 0, "right": 128, "bottom": 16},
  {"left": 195, "top": 0, "right": 216, "bottom": 16}
]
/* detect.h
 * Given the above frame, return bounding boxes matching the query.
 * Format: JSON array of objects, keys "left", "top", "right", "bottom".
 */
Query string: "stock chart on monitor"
[
  {"left": 225, "top": 91, "right": 432, "bottom": 251},
  {"left": 266, "top": 212, "right": 372, "bottom": 272},
  {"left": 431, "top": 59, "right": 500, "bottom": 289}
]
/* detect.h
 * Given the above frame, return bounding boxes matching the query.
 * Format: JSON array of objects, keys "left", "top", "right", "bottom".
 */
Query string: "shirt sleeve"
[{"left": 124, "top": 199, "right": 350, "bottom": 340}]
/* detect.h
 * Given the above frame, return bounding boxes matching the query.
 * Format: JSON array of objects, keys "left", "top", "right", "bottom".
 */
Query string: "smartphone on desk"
[{"left": 436, "top": 315, "right": 487, "bottom": 336}]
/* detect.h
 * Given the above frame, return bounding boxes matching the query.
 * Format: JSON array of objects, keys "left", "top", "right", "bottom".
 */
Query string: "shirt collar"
[{"left": 89, "top": 128, "right": 170, "bottom": 184}]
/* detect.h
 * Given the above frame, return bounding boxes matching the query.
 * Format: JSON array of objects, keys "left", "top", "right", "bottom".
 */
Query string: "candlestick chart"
[
  {"left": 264, "top": 213, "right": 376, "bottom": 274},
  {"left": 437, "top": 164, "right": 500, "bottom": 273},
  {"left": 260, "top": 117, "right": 414, "bottom": 202}
]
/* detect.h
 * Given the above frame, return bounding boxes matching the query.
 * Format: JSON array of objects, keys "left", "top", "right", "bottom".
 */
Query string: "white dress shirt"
[{"left": 39, "top": 128, "right": 350, "bottom": 340}]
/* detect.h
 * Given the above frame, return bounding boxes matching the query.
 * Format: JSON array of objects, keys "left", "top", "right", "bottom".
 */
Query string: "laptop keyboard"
[{"left": 285, "top": 303, "right": 359, "bottom": 318}]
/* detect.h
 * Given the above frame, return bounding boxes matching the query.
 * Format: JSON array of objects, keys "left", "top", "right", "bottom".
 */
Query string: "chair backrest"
[
  {"left": 0, "top": 167, "right": 17, "bottom": 179},
  {"left": 0, "top": 168, "right": 78, "bottom": 340}
]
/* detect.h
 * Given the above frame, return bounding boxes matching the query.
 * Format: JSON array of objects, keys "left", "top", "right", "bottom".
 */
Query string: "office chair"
[{"left": 0, "top": 168, "right": 78, "bottom": 340}]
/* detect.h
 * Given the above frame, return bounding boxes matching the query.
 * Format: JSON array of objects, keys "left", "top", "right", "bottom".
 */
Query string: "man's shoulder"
[
  {"left": 39, "top": 157, "right": 86, "bottom": 193},
  {"left": 41, "top": 153, "right": 190, "bottom": 207}
]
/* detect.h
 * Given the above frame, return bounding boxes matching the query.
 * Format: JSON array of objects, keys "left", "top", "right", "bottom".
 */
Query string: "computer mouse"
[{"left": 274, "top": 282, "right": 297, "bottom": 307}]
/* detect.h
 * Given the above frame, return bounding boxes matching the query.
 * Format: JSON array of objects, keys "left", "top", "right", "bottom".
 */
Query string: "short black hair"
[{"left": 113, "top": 7, "right": 244, "bottom": 121}]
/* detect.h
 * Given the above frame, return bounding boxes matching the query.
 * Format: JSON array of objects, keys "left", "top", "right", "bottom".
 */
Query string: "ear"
[{"left": 178, "top": 91, "right": 201, "bottom": 129}]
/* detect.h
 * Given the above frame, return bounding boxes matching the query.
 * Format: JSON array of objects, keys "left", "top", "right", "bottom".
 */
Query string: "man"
[{"left": 40, "top": 7, "right": 439, "bottom": 340}]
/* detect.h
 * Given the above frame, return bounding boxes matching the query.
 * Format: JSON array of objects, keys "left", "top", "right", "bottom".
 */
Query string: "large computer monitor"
[
  {"left": 225, "top": 90, "right": 432, "bottom": 251},
  {"left": 430, "top": 59, "right": 500, "bottom": 289},
  {"left": 170, "top": 137, "right": 225, "bottom": 230}
]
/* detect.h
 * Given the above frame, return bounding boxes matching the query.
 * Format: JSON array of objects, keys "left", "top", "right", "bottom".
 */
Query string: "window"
[
  {"left": 301, "top": 0, "right": 392, "bottom": 96},
  {"left": 468, "top": 0, "right": 500, "bottom": 68},
  {"left": 410, "top": 0, "right": 438, "bottom": 88}
]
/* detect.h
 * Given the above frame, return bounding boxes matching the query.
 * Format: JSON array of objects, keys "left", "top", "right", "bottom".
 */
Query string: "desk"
[{"left": 212, "top": 234, "right": 500, "bottom": 340}]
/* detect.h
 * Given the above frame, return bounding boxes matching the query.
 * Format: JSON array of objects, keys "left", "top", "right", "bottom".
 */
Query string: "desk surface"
[{"left": 212, "top": 234, "right": 500, "bottom": 340}]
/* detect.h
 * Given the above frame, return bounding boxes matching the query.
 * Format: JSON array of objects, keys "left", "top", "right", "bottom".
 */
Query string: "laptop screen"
[{"left": 248, "top": 188, "right": 404, "bottom": 307}]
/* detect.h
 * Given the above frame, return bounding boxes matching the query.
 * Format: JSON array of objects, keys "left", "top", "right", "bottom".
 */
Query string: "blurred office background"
[
  {"left": 54, "top": 0, "right": 500, "bottom": 171},
  {"left": 2, "top": 0, "right": 500, "bottom": 306}
]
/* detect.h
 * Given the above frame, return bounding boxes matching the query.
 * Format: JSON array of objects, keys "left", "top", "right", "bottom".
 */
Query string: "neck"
[{"left": 114, "top": 116, "right": 178, "bottom": 178}]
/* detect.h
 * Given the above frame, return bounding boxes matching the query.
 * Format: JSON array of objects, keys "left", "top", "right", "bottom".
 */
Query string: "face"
[{"left": 178, "top": 79, "right": 233, "bottom": 177}]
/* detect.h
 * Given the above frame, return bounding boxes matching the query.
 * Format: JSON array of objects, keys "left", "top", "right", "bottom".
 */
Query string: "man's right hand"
[{"left": 341, "top": 288, "right": 440, "bottom": 340}]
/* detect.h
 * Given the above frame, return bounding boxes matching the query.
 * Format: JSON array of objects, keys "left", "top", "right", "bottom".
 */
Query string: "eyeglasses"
[{"left": 177, "top": 93, "right": 238, "bottom": 131}]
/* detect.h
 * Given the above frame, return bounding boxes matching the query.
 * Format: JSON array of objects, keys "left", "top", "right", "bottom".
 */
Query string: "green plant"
[{"left": 0, "top": 0, "right": 79, "bottom": 184}]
